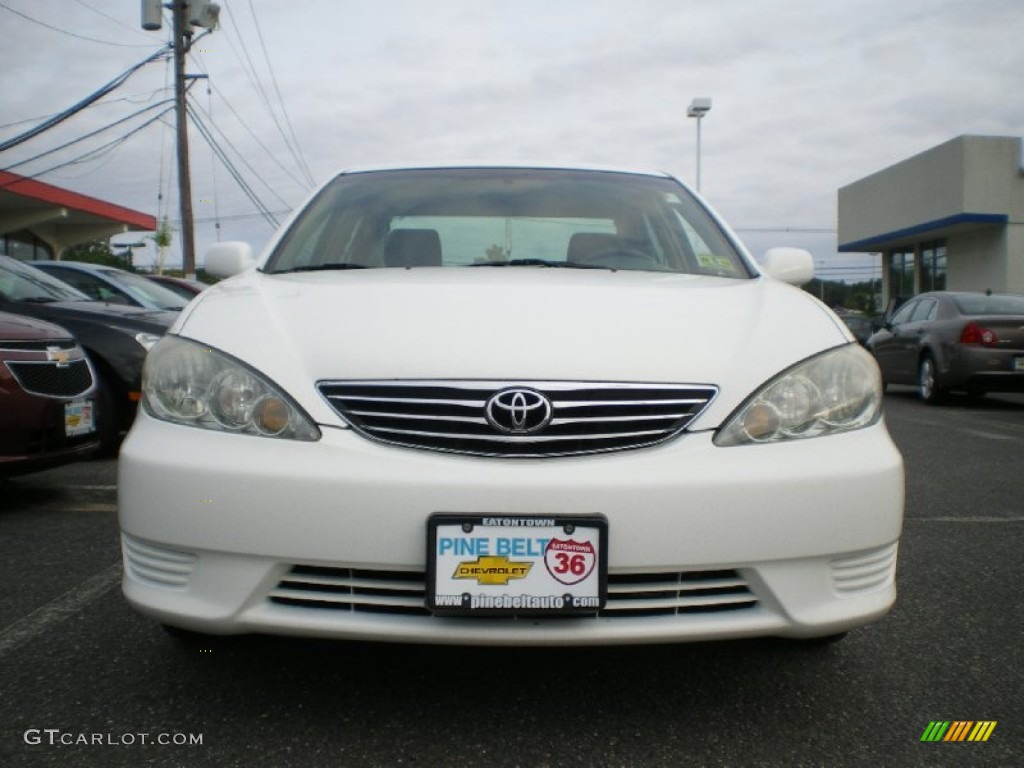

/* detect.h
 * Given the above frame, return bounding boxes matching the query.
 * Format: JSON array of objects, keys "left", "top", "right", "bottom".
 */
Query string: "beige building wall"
[{"left": 838, "top": 135, "right": 1023, "bottom": 305}]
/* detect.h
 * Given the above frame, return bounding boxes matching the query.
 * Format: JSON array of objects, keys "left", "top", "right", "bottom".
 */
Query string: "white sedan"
[{"left": 118, "top": 165, "right": 903, "bottom": 645}]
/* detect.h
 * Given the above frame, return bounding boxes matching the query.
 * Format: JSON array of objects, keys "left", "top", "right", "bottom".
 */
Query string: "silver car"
[{"left": 31, "top": 261, "right": 188, "bottom": 312}]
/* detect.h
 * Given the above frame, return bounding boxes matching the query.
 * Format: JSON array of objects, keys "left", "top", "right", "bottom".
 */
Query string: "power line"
[
  {"left": 156, "top": 55, "right": 174, "bottom": 227},
  {"left": 2, "top": 107, "right": 174, "bottom": 185},
  {"left": 189, "top": 97, "right": 296, "bottom": 210},
  {"left": 220, "top": 2, "right": 315, "bottom": 190},
  {"left": 204, "top": 81, "right": 222, "bottom": 241},
  {"left": 0, "top": 89, "right": 168, "bottom": 132},
  {"left": 0, "top": 45, "right": 170, "bottom": 153},
  {"left": 205, "top": 79, "right": 314, "bottom": 193},
  {"left": 186, "top": 104, "right": 280, "bottom": 228},
  {"left": 0, "top": 1, "right": 158, "bottom": 47},
  {"left": 72, "top": 0, "right": 156, "bottom": 42},
  {"left": 1, "top": 98, "right": 174, "bottom": 173},
  {"left": 244, "top": 0, "right": 315, "bottom": 187}
]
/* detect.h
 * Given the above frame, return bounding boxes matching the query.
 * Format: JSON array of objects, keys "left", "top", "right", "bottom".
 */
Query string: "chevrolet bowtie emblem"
[{"left": 46, "top": 346, "right": 71, "bottom": 366}]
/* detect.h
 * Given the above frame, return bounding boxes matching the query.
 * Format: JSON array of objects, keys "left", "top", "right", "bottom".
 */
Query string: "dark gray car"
[
  {"left": 867, "top": 290, "right": 1024, "bottom": 403},
  {"left": 0, "top": 256, "right": 176, "bottom": 450}
]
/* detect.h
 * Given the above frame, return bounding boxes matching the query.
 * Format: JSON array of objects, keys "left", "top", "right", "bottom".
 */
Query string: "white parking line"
[
  {"left": 956, "top": 428, "right": 1017, "bottom": 441},
  {"left": 0, "top": 562, "right": 121, "bottom": 658},
  {"left": 911, "top": 517, "right": 1024, "bottom": 523}
]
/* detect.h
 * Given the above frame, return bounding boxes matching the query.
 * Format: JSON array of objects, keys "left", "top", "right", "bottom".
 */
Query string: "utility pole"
[
  {"left": 172, "top": 2, "right": 197, "bottom": 279},
  {"left": 142, "top": 1, "right": 219, "bottom": 279}
]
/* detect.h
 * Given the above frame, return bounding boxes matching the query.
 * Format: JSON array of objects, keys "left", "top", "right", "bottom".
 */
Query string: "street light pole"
[{"left": 687, "top": 97, "right": 712, "bottom": 193}]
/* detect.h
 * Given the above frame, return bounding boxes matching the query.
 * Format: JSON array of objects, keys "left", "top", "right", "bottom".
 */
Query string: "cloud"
[{"left": 1, "top": 0, "right": 1021, "bottom": 272}]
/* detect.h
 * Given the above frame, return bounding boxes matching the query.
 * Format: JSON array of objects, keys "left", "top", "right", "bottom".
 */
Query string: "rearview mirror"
[
  {"left": 759, "top": 247, "right": 814, "bottom": 286},
  {"left": 204, "top": 242, "right": 257, "bottom": 278}
]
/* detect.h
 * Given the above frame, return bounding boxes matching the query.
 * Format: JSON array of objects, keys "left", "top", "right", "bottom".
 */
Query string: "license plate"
[
  {"left": 1014, "top": 356, "right": 1024, "bottom": 372},
  {"left": 427, "top": 514, "right": 608, "bottom": 615},
  {"left": 64, "top": 399, "right": 96, "bottom": 437}
]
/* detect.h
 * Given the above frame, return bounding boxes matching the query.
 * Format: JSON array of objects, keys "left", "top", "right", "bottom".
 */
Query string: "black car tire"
[
  {"left": 161, "top": 623, "right": 213, "bottom": 644},
  {"left": 802, "top": 631, "right": 849, "bottom": 645},
  {"left": 918, "top": 355, "right": 945, "bottom": 405},
  {"left": 92, "top": 366, "right": 124, "bottom": 455}
]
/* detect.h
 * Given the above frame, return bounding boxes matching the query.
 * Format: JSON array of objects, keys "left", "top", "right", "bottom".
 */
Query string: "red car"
[
  {"left": 0, "top": 312, "right": 100, "bottom": 477},
  {"left": 144, "top": 274, "right": 209, "bottom": 300}
]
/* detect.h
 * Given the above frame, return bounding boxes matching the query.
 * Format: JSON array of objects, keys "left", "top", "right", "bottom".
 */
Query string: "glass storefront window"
[
  {"left": 920, "top": 241, "right": 947, "bottom": 292},
  {"left": 887, "top": 249, "right": 915, "bottom": 299},
  {"left": 0, "top": 230, "right": 53, "bottom": 260}
]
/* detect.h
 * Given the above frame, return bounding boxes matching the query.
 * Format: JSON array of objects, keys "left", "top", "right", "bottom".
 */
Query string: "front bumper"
[{"left": 118, "top": 411, "right": 904, "bottom": 645}]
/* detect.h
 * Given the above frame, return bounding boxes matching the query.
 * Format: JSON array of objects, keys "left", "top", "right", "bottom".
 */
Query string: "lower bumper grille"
[
  {"left": 830, "top": 542, "right": 898, "bottom": 596},
  {"left": 122, "top": 535, "right": 197, "bottom": 589},
  {"left": 269, "top": 565, "right": 758, "bottom": 618}
]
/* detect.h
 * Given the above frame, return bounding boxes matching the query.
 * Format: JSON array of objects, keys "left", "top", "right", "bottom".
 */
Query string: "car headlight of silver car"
[
  {"left": 142, "top": 336, "right": 320, "bottom": 440},
  {"left": 714, "top": 343, "right": 882, "bottom": 446}
]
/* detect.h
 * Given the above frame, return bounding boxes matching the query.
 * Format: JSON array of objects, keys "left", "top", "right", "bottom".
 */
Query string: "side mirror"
[
  {"left": 204, "top": 241, "right": 257, "bottom": 278},
  {"left": 759, "top": 247, "right": 814, "bottom": 286}
]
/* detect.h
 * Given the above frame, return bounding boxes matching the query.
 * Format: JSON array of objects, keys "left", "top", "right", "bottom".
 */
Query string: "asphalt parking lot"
[{"left": 0, "top": 390, "right": 1021, "bottom": 767}]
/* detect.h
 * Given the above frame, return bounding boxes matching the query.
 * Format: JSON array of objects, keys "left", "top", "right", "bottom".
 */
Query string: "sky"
[{"left": 1, "top": 0, "right": 1022, "bottom": 281}]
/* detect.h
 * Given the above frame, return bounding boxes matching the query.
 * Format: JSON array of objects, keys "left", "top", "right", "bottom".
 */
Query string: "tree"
[
  {"left": 62, "top": 240, "right": 125, "bottom": 268},
  {"left": 150, "top": 217, "right": 173, "bottom": 274}
]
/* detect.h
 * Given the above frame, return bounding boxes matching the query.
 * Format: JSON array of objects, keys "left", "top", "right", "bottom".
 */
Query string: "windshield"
[
  {"left": 0, "top": 256, "right": 91, "bottom": 303},
  {"left": 264, "top": 168, "right": 752, "bottom": 278},
  {"left": 953, "top": 293, "right": 1024, "bottom": 316},
  {"left": 99, "top": 269, "right": 189, "bottom": 310}
]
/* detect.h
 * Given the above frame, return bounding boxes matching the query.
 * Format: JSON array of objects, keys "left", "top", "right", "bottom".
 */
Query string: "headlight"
[
  {"left": 142, "top": 336, "right": 320, "bottom": 441},
  {"left": 135, "top": 332, "right": 162, "bottom": 351},
  {"left": 714, "top": 344, "right": 882, "bottom": 447}
]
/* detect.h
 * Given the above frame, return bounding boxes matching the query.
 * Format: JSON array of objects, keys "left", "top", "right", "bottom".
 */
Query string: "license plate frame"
[{"left": 427, "top": 514, "right": 608, "bottom": 616}]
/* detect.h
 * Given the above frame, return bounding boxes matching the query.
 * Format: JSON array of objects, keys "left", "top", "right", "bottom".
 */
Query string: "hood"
[
  {"left": 0, "top": 310, "right": 74, "bottom": 341},
  {"left": 29, "top": 300, "right": 177, "bottom": 332},
  {"left": 175, "top": 268, "right": 851, "bottom": 429}
]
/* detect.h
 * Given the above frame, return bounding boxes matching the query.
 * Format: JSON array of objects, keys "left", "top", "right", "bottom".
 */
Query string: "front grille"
[
  {"left": 0, "top": 339, "right": 76, "bottom": 352},
  {"left": 5, "top": 359, "right": 93, "bottom": 398},
  {"left": 318, "top": 380, "right": 717, "bottom": 457},
  {"left": 269, "top": 566, "right": 757, "bottom": 618}
]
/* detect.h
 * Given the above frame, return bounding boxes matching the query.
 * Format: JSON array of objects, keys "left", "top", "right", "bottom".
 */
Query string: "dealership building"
[
  {"left": 0, "top": 170, "right": 155, "bottom": 260},
  {"left": 838, "top": 135, "right": 1023, "bottom": 307}
]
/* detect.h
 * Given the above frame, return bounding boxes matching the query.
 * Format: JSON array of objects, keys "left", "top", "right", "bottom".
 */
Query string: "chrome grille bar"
[{"left": 318, "top": 380, "right": 717, "bottom": 458}]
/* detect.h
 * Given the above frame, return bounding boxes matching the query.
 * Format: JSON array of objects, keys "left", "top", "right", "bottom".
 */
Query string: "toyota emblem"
[{"left": 485, "top": 388, "right": 553, "bottom": 434}]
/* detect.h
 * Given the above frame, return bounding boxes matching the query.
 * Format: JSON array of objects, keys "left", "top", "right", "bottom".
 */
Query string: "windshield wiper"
[
  {"left": 275, "top": 262, "right": 370, "bottom": 274},
  {"left": 468, "top": 258, "right": 611, "bottom": 270},
  {"left": 18, "top": 296, "right": 60, "bottom": 303}
]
